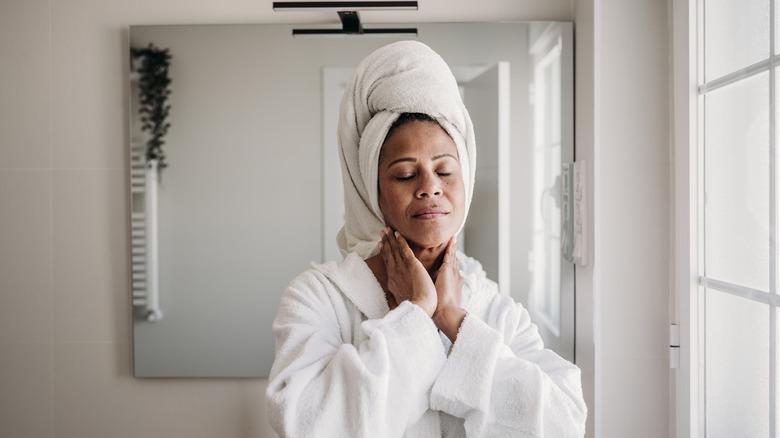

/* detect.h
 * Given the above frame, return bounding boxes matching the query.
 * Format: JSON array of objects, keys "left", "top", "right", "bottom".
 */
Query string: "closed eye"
[{"left": 394, "top": 172, "right": 452, "bottom": 181}]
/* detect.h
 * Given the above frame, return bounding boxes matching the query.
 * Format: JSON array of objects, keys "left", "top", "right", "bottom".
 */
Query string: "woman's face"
[{"left": 378, "top": 120, "right": 465, "bottom": 249}]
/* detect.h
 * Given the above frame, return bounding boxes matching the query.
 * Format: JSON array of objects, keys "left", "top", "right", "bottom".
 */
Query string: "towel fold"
[{"left": 336, "top": 40, "right": 477, "bottom": 259}]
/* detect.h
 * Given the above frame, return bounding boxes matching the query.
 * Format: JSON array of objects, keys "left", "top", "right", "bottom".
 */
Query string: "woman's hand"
[
  {"left": 380, "top": 227, "right": 438, "bottom": 317},
  {"left": 432, "top": 237, "right": 467, "bottom": 342}
]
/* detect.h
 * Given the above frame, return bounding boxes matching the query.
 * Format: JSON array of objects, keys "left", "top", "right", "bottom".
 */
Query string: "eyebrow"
[{"left": 386, "top": 153, "right": 458, "bottom": 169}]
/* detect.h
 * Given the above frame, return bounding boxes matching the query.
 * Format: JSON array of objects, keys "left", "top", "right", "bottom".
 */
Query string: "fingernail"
[{"left": 394, "top": 231, "right": 399, "bottom": 238}]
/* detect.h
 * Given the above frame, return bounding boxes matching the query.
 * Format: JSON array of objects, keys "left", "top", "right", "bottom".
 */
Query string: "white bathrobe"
[{"left": 266, "top": 250, "right": 588, "bottom": 438}]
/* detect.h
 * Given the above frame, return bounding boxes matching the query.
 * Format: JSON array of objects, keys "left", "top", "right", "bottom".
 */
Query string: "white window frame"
[{"left": 673, "top": 0, "right": 777, "bottom": 437}]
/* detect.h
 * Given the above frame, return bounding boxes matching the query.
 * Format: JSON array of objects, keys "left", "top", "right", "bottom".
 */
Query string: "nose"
[{"left": 415, "top": 171, "right": 443, "bottom": 199}]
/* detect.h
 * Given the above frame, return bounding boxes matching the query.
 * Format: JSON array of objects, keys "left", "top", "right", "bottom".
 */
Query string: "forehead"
[{"left": 380, "top": 121, "right": 458, "bottom": 160}]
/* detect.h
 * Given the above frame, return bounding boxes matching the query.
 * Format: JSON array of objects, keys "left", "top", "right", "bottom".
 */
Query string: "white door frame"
[{"left": 671, "top": 0, "right": 703, "bottom": 436}]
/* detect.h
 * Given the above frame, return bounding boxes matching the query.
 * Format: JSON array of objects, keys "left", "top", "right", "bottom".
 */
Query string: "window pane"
[
  {"left": 705, "top": 72, "right": 770, "bottom": 290},
  {"left": 705, "top": 0, "right": 769, "bottom": 81},
  {"left": 706, "top": 288, "right": 769, "bottom": 438}
]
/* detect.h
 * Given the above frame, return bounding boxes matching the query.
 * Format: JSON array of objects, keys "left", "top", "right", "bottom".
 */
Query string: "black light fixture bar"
[
  {"left": 273, "top": 1, "right": 417, "bottom": 11},
  {"left": 275, "top": 1, "right": 419, "bottom": 37},
  {"left": 292, "top": 27, "right": 417, "bottom": 36}
]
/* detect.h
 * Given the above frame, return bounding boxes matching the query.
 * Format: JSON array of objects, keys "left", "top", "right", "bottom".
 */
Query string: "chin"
[{"left": 404, "top": 225, "right": 455, "bottom": 250}]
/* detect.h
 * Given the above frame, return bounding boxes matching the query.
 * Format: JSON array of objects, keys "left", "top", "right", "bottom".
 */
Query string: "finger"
[
  {"left": 379, "top": 231, "right": 388, "bottom": 259},
  {"left": 379, "top": 230, "right": 389, "bottom": 261},
  {"left": 381, "top": 232, "right": 395, "bottom": 271},
  {"left": 450, "top": 241, "right": 462, "bottom": 278},
  {"left": 441, "top": 238, "right": 454, "bottom": 266},
  {"left": 451, "top": 245, "right": 460, "bottom": 274},
  {"left": 388, "top": 230, "right": 403, "bottom": 266},
  {"left": 445, "top": 240, "right": 458, "bottom": 274},
  {"left": 396, "top": 233, "right": 416, "bottom": 261}
]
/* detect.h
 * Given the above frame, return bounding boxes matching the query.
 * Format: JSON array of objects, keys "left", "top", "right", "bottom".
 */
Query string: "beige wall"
[{"left": 0, "top": 1, "right": 575, "bottom": 437}]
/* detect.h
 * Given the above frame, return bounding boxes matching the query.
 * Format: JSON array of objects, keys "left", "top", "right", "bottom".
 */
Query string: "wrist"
[
  {"left": 433, "top": 306, "right": 467, "bottom": 341},
  {"left": 432, "top": 303, "right": 460, "bottom": 323},
  {"left": 410, "top": 298, "right": 436, "bottom": 318}
]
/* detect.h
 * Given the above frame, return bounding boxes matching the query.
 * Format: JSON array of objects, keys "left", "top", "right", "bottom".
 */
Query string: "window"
[{"left": 677, "top": 0, "right": 777, "bottom": 436}]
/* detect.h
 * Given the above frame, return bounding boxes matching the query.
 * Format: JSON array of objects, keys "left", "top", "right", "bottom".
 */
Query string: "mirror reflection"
[{"left": 129, "top": 21, "right": 573, "bottom": 378}]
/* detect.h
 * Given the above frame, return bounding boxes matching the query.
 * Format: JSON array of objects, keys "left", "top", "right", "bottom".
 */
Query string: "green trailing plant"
[{"left": 131, "top": 43, "right": 172, "bottom": 179}]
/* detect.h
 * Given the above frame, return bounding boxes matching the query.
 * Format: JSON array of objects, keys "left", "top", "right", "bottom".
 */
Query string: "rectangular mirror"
[{"left": 128, "top": 21, "right": 574, "bottom": 377}]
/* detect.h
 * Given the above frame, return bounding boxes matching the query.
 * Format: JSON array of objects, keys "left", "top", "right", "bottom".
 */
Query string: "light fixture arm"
[
  {"left": 273, "top": 1, "right": 419, "bottom": 37},
  {"left": 338, "top": 10, "right": 363, "bottom": 34}
]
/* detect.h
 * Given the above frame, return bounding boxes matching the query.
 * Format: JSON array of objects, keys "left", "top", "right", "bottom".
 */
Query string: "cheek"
[
  {"left": 451, "top": 186, "right": 467, "bottom": 224},
  {"left": 378, "top": 183, "right": 410, "bottom": 219},
  {"left": 448, "top": 179, "right": 466, "bottom": 206}
]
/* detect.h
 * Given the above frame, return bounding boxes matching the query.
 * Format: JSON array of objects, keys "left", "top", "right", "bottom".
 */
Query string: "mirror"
[{"left": 128, "top": 21, "right": 574, "bottom": 378}]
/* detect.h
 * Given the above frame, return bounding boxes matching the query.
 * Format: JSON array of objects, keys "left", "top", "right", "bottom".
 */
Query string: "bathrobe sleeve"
[
  {"left": 429, "top": 285, "right": 587, "bottom": 438},
  {"left": 266, "top": 272, "right": 448, "bottom": 438}
]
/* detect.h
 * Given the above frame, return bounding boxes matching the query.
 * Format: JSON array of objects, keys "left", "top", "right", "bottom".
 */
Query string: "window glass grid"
[
  {"left": 702, "top": 73, "right": 770, "bottom": 290},
  {"left": 699, "top": 0, "right": 777, "bottom": 436},
  {"left": 704, "top": 287, "right": 770, "bottom": 437},
  {"left": 703, "top": 0, "right": 771, "bottom": 82}
]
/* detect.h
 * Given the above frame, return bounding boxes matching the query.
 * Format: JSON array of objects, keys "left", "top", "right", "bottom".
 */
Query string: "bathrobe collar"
[
  {"left": 310, "top": 251, "right": 479, "bottom": 321},
  {"left": 310, "top": 252, "right": 390, "bottom": 320}
]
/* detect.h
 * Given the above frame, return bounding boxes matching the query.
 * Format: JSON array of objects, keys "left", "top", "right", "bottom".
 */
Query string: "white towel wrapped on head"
[{"left": 336, "top": 40, "right": 477, "bottom": 259}]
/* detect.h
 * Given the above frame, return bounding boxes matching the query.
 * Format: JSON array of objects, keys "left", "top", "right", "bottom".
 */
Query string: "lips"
[{"left": 412, "top": 207, "right": 450, "bottom": 219}]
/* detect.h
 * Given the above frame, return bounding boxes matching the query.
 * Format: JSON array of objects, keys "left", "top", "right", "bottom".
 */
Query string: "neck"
[{"left": 409, "top": 241, "right": 448, "bottom": 276}]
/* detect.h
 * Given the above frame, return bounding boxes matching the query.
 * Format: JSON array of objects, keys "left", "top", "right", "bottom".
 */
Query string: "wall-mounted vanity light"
[{"left": 272, "top": 1, "right": 419, "bottom": 37}]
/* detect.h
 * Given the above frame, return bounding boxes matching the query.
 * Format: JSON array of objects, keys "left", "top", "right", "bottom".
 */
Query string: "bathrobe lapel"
[{"left": 310, "top": 252, "right": 390, "bottom": 320}]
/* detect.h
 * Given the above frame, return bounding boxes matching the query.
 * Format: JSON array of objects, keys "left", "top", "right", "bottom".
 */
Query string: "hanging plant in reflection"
[{"left": 131, "top": 43, "right": 172, "bottom": 181}]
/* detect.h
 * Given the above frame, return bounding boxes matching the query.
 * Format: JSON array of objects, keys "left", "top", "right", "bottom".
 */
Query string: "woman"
[{"left": 266, "top": 40, "right": 587, "bottom": 438}]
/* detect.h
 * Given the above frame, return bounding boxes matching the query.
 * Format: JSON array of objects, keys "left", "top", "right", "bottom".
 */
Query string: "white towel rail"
[{"left": 130, "top": 143, "right": 163, "bottom": 322}]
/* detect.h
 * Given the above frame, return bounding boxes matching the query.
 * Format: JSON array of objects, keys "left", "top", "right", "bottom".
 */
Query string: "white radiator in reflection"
[{"left": 130, "top": 143, "right": 163, "bottom": 321}]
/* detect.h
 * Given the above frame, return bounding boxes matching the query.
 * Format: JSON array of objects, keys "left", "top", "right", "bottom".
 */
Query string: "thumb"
[{"left": 444, "top": 237, "right": 456, "bottom": 265}]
